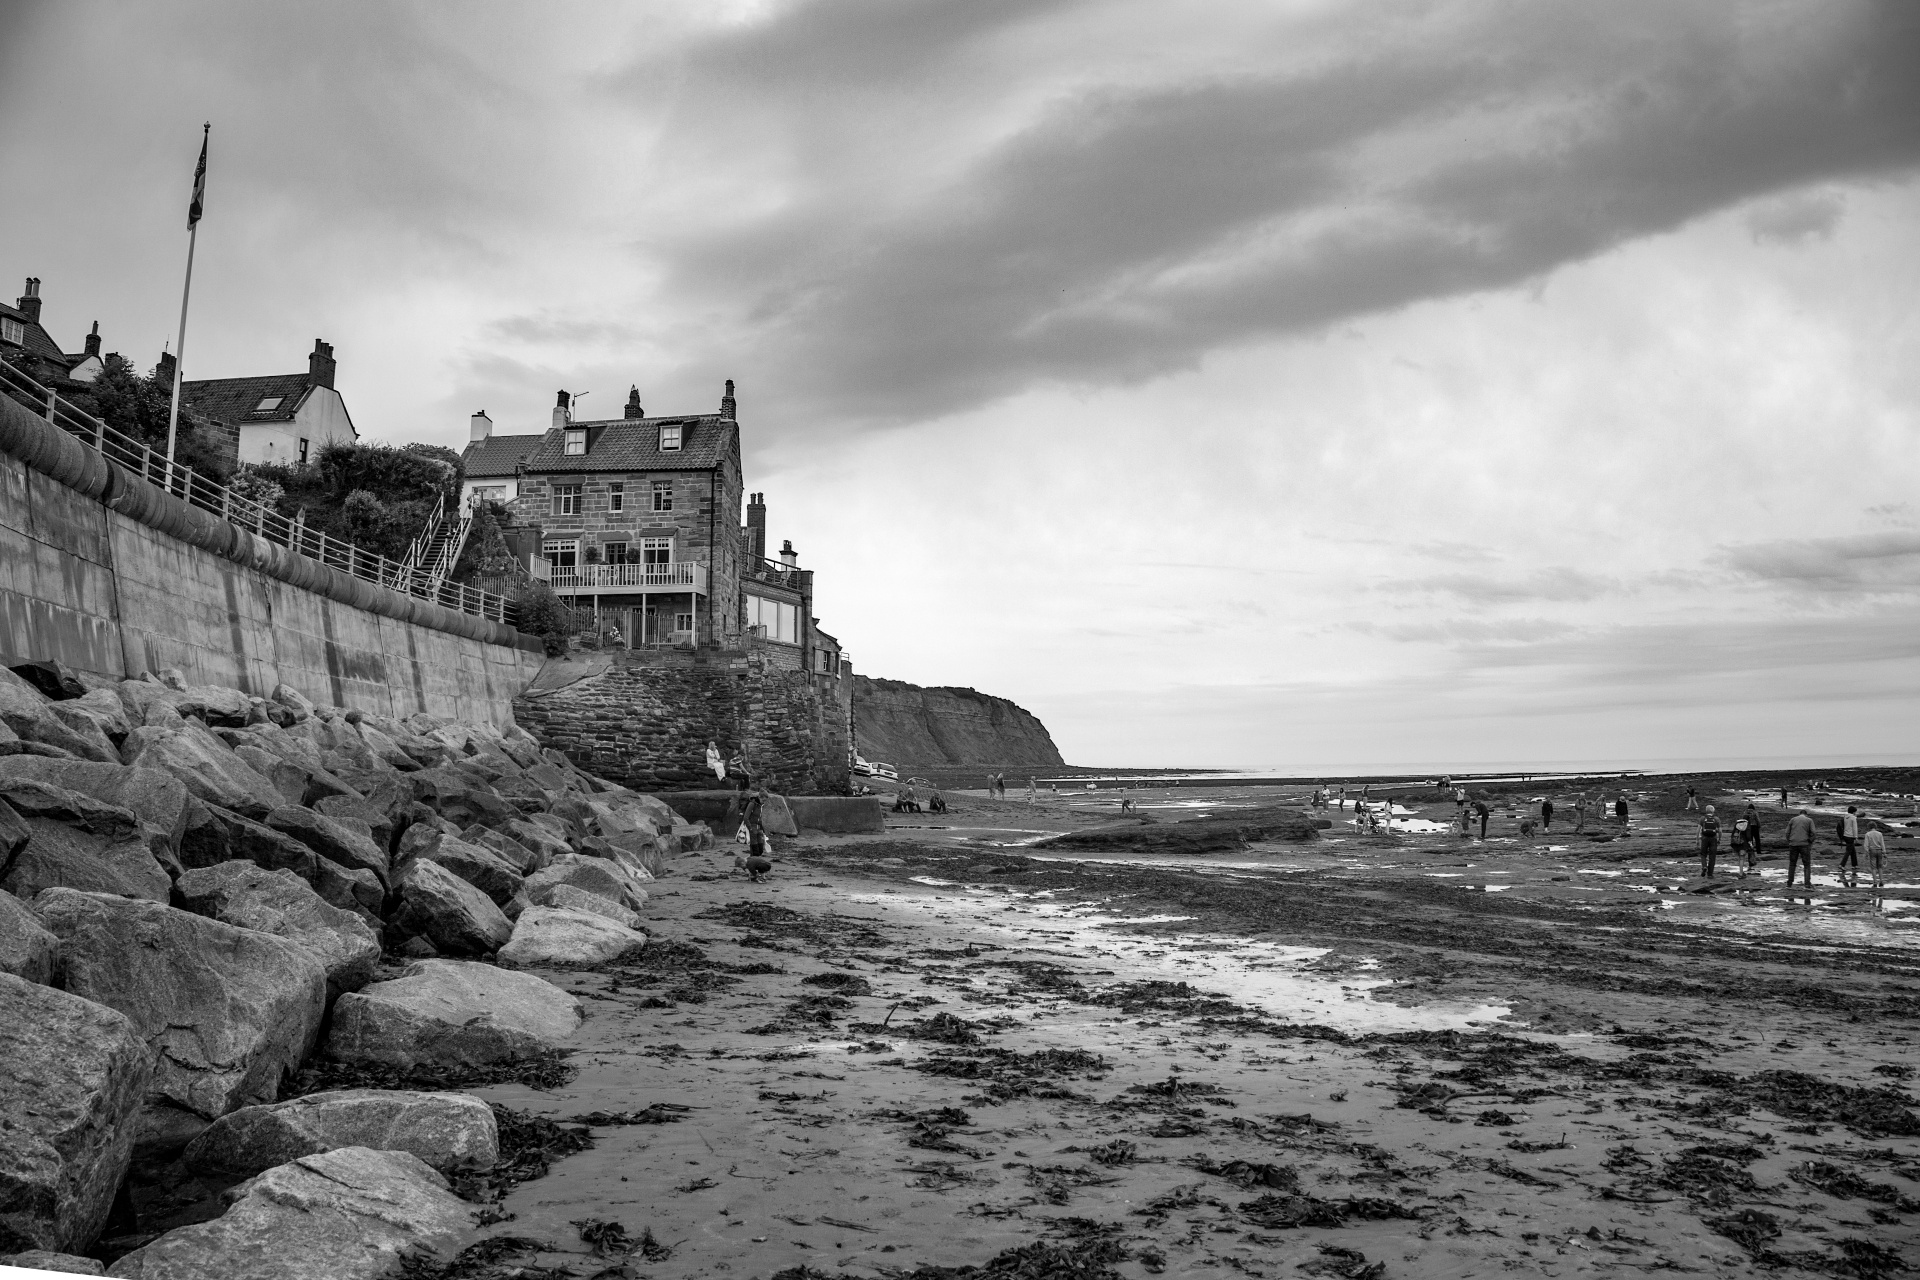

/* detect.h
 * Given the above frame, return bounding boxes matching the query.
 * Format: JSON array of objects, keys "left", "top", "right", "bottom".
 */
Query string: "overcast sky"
[{"left": 4, "top": 0, "right": 1917, "bottom": 771}]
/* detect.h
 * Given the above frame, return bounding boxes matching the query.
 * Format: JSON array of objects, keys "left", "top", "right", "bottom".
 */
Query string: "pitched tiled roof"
[
  {"left": 516, "top": 415, "right": 735, "bottom": 473},
  {"left": 180, "top": 373, "right": 314, "bottom": 425},
  {"left": 0, "top": 301, "right": 72, "bottom": 366},
  {"left": 461, "top": 433, "right": 546, "bottom": 478}
]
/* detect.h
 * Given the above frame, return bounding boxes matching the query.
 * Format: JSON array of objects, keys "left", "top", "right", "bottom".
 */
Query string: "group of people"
[
  {"left": 891, "top": 780, "right": 948, "bottom": 814},
  {"left": 1699, "top": 800, "right": 1889, "bottom": 887}
]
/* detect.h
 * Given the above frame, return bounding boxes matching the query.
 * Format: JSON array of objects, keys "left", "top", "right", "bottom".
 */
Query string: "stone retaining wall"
[{"left": 514, "top": 649, "right": 851, "bottom": 794}]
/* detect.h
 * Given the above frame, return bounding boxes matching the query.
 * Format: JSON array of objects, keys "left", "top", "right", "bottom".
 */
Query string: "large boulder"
[
  {"left": 0, "top": 888, "right": 59, "bottom": 983},
  {"left": 500, "top": 817, "right": 572, "bottom": 866},
  {"left": 0, "top": 784, "right": 171, "bottom": 905},
  {"left": 498, "top": 906, "right": 645, "bottom": 968},
  {"left": 524, "top": 855, "right": 649, "bottom": 913},
  {"left": 591, "top": 789, "right": 680, "bottom": 835},
  {"left": 32, "top": 889, "right": 327, "bottom": 1156},
  {"left": 408, "top": 768, "right": 515, "bottom": 828},
  {"left": 324, "top": 959, "right": 581, "bottom": 1070},
  {"left": 266, "top": 807, "right": 388, "bottom": 887},
  {"left": 112, "top": 681, "right": 187, "bottom": 731},
  {"left": 182, "top": 1089, "right": 497, "bottom": 1177},
  {"left": 397, "top": 828, "right": 521, "bottom": 906},
  {"left": 179, "top": 804, "right": 381, "bottom": 926},
  {"left": 0, "top": 670, "right": 116, "bottom": 762},
  {"left": 526, "top": 881, "right": 640, "bottom": 929},
  {"left": 460, "top": 824, "right": 545, "bottom": 875},
  {"left": 120, "top": 722, "right": 284, "bottom": 820},
  {"left": 389, "top": 858, "right": 510, "bottom": 956},
  {"left": 105, "top": 1146, "right": 470, "bottom": 1280},
  {"left": 230, "top": 745, "right": 309, "bottom": 808},
  {"left": 312, "top": 795, "right": 394, "bottom": 853},
  {"left": 173, "top": 863, "right": 380, "bottom": 999},
  {"left": 0, "top": 971, "right": 152, "bottom": 1254},
  {"left": 2, "top": 1250, "right": 105, "bottom": 1273},
  {"left": 0, "top": 758, "right": 192, "bottom": 853}
]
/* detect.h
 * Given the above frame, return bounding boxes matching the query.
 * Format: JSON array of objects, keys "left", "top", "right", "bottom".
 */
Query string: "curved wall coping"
[{"left": 0, "top": 393, "right": 543, "bottom": 655}]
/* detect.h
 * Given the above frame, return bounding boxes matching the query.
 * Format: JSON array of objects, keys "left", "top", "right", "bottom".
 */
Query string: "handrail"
[
  {"left": 397, "top": 489, "right": 446, "bottom": 581},
  {"left": 0, "top": 360, "right": 518, "bottom": 627}
]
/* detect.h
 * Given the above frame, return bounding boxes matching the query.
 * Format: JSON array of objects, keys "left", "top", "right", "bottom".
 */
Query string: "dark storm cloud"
[{"left": 667, "top": 0, "right": 1920, "bottom": 424}]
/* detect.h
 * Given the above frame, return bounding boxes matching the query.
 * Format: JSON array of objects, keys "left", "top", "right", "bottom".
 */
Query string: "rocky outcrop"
[
  {"left": 389, "top": 857, "right": 513, "bottom": 956},
  {"left": 182, "top": 1089, "right": 498, "bottom": 1177},
  {"left": 324, "top": 959, "right": 583, "bottom": 1070},
  {"left": 172, "top": 863, "right": 380, "bottom": 999},
  {"left": 525, "top": 855, "right": 649, "bottom": 912},
  {"left": 1033, "top": 805, "right": 1327, "bottom": 855},
  {"left": 32, "top": 889, "right": 328, "bottom": 1156},
  {"left": 3, "top": 1250, "right": 105, "bottom": 1273},
  {"left": 527, "top": 881, "right": 641, "bottom": 928},
  {"left": 853, "top": 676, "right": 1063, "bottom": 769},
  {"left": 106, "top": 1147, "right": 471, "bottom": 1280},
  {"left": 0, "top": 972, "right": 152, "bottom": 1254},
  {"left": 498, "top": 905, "right": 646, "bottom": 967}
]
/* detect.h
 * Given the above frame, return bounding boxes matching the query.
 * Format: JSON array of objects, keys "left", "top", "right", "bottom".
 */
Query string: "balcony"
[{"left": 549, "top": 562, "right": 707, "bottom": 595}]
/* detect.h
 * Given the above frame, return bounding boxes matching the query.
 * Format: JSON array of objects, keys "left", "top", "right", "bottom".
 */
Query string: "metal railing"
[
  {"left": 0, "top": 360, "right": 518, "bottom": 626},
  {"left": 744, "top": 555, "right": 804, "bottom": 591},
  {"left": 548, "top": 561, "right": 708, "bottom": 593}
]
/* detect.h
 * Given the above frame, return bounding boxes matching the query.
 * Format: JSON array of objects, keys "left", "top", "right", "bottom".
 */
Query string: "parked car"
[
  {"left": 872, "top": 762, "right": 899, "bottom": 781},
  {"left": 853, "top": 757, "right": 874, "bottom": 777}
]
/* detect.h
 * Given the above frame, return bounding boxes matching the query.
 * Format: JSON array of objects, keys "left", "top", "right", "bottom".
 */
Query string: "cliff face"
[{"left": 853, "top": 676, "right": 1064, "bottom": 769}]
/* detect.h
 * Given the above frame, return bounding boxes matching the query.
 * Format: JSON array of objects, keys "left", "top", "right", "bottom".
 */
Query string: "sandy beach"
[{"left": 362, "top": 773, "right": 1920, "bottom": 1280}]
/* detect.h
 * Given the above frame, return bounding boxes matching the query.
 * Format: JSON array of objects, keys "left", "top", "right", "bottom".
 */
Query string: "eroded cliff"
[{"left": 853, "top": 676, "right": 1064, "bottom": 769}]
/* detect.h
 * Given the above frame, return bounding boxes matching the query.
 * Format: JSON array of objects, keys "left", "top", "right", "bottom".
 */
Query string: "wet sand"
[{"left": 451, "top": 779, "right": 1920, "bottom": 1279}]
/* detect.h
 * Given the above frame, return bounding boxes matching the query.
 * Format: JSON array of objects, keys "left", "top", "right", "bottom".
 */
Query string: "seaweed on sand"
[
  {"left": 695, "top": 901, "right": 894, "bottom": 949},
  {"left": 772, "top": 1230, "right": 1131, "bottom": 1280},
  {"left": 395, "top": 1236, "right": 563, "bottom": 1280},
  {"left": 281, "top": 1052, "right": 575, "bottom": 1099},
  {"left": 1237, "top": 1194, "right": 1419, "bottom": 1230},
  {"left": 1791, "top": 1160, "right": 1919, "bottom": 1208},
  {"left": 446, "top": 1106, "right": 594, "bottom": 1203},
  {"left": 1643, "top": 1147, "right": 1759, "bottom": 1208},
  {"left": 800, "top": 972, "right": 874, "bottom": 996},
  {"left": 1186, "top": 1155, "right": 1297, "bottom": 1190},
  {"left": 899, "top": 1012, "right": 988, "bottom": 1044},
  {"left": 912, "top": 1047, "right": 1110, "bottom": 1102}
]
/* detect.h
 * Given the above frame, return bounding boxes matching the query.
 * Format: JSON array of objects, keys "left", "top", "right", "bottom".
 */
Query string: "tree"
[{"left": 63, "top": 355, "right": 234, "bottom": 480}]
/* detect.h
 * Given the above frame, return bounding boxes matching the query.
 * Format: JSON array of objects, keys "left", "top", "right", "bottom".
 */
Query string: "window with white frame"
[
  {"left": 564, "top": 429, "right": 587, "bottom": 456},
  {"left": 608, "top": 482, "right": 624, "bottom": 513},
  {"left": 603, "top": 541, "right": 631, "bottom": 565},
  {"left": 0, "top": 318, "right": 22, "bottom": 346},
  {"left": 473, "top": 484, "right": 506, "bottom": 501},
  {"left": 659, "top": 424, "right": 682, "bottom": 451},
  {"left": 542, "top": 540, "right": 578, "bottom": 571},
  {"left": 552, "top": 484, "right": 582, "bottom": 516},
  {"left": 642, "top": 537, "right": 672, "bottom": 567},
  {"left": 745, "top": 593, "right": 799, "bottom": 644},
  {"left": 651, "top": 480, "right": 673, "bottom": 511},
  {"left": 673, "top": 612, "right": 694, "bottom": 634}
]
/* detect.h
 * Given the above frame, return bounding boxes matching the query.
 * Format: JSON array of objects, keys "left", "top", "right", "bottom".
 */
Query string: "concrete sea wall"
[{"left": 0, "top": 394, "right": 544, "bottom": 725}]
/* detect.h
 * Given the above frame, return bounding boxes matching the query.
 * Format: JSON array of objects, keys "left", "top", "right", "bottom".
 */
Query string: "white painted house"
[{"left": 181, "top": 339, "right": 359, "bottom": 468}]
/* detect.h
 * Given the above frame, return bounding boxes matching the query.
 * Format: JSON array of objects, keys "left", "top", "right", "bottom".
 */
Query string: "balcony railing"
[
  {"left": 0, "top": 360, "right": 517, "bottom": 626},
  {"left": 744, "top": 556, "right": 804, "bottom": 592},
  {"left": 548, "top": 561, "right": 707, "bottom": 594}
]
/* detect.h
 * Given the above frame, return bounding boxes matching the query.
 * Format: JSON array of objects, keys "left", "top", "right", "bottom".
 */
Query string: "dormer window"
[
  {"left": 660, "top": 424, "right": 682, "bottom": 451},
  {"left": 564, "top": 428, "right": 587, "bottom": 456}
]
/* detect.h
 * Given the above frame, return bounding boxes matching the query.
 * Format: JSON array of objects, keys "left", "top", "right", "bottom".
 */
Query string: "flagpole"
[
  {"left": 165, "top": 122, "right": 209, "bottom": 468},
  {"left": 164, "top": 221, "right": 198, "bottom": 467}
]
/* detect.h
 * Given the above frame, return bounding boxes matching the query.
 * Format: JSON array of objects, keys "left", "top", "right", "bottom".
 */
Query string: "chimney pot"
[
  {"left": 308, "top": 339, "right": 336, "bottom": 389},
  {"left": 624, "top": 385, "right": 644, "bottom": 419},
  {"left": 470, "top": 410, "right": 494, "bottom": 442},
  {"left": 83, "top": 321, "right": 101, "bottom": 359},
  {"left": 720, "top": 378, "right": 736, "bottom": 420},
  {"left": 779, "top": 538, "right": 798, "bottom": 569},
  {"left": 552, "top": 389, "right": 571, "bottom": 431}
]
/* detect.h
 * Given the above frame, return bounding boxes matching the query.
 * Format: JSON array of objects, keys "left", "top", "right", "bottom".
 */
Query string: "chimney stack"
[
  {"left": 83, "top": 321, "right": 100, "bottom": 359},
  {"left": 155, "top": 351, "right": 176, "bottom": 385},
  {"left": 470, "top": 410, "right": 493, "bottom": 442},
  {"left": 16, "top": 278, "right": 41, "bottom": 325},
  {"left": 308, "top": 339, "right": 336, "bottom": 389},
  {"left": 624, "top": 385, "right": 643, "bottom": 419},
  {"left": 779, "top": 538, "right": 798, "bottom": 569},
  {"left": 746, "top": 492, "right": 767, "bottom": 560},
  {"left": 552, "top": 389, "right": 570, "bottom": 431},
  {"left": 720, "top": 378, "right": 736, "bottom": 420}
]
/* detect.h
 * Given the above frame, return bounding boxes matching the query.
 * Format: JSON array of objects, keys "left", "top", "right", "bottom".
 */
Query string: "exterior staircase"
[{"left": 391, "top": 494, "right": 473, "bottom": 592}]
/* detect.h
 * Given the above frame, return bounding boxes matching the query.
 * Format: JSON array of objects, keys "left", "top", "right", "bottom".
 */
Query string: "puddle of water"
[{"left": 849, "top": 886, "right": 1513, "bottom": 1033}]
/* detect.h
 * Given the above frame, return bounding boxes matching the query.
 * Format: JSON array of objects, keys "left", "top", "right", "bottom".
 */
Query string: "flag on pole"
[{"left": 187, "top": 123, "right": 209, "bottom": 229}]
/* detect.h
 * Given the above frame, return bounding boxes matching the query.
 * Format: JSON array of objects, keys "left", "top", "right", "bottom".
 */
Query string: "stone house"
[
  {"left": 180, "top": 339, "right": 359, "bottom": 468},
  {"left": 463, "top": 382, "right": 831, "bottom": 673},
  {"left": 0, "top": 277, "right": 106, "bottom": 386}
]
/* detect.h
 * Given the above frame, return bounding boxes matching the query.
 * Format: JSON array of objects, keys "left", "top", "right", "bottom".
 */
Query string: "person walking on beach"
[
  {"left": 1780, "top": 785, "right": 1790, "bottom": 809},
  {"left": 1866, "top": 823, "right": 1888, "bottom": 889},
  {"left": 1541, "top": 797, "right": 1555, "bottom": 830},
  {"left": 1685, "top": 786, "right": 1699, "bottom": 811},
  {"left": 1786, "top": 808, "right": 1816, "bottom": 889},
  {"left": 1698, "top": 805, "right": 1721, "bottom": 877},
  {"left": 1027, "top": 777, "right": 1037, "bottom": 805},
  {"left": 1574, "top": 793, "right": 1588, "bottom": 834},
  {"left": 1741, "top": 800, "right": 1763, "bottom": 872},
  {"left": 1840, "top": 806, "right": 1861, "bottom": 880}
]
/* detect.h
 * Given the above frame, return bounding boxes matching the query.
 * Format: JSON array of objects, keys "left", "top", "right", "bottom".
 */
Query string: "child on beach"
[{"left": 1866, "top": 823, "right": 1888, "bottom": 889}]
